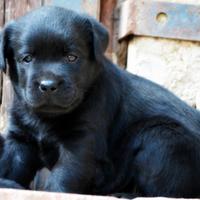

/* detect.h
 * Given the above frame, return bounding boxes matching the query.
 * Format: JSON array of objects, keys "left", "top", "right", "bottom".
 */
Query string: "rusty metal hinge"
[{"left": 119, "top": 0, "right": 200, "bottom": 41}]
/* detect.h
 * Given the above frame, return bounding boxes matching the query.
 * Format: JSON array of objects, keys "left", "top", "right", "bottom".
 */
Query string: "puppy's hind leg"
[{"left": 131, "top": 120, "right": 200, "bottom": 198}]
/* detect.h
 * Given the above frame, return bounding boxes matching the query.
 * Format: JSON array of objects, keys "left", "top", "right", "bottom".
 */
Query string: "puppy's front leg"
[
  {"left": 0, "top": 134, "right": 41, "bottom": 189},
  {"left": 44, "top": 135, "right": 95, "bottom": 194}
]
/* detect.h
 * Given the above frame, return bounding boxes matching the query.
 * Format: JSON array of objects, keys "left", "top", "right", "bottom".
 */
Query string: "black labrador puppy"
[{"left": 0, "top": 6, "right": 200, "bottom": 198}]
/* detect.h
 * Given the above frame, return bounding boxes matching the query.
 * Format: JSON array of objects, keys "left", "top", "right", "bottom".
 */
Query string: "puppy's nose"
[{"left": 39, "top": 80, "right": 59, "bottom": 93}]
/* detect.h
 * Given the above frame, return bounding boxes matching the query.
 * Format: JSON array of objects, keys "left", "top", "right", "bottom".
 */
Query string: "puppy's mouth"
[
  {"left": 23, "top": 89, "right": 82, "bottom": 115},
  {"left": 35, "top": 97, "right": 81, "bottom": 114},
  {"left": 36, "top": 105, "right": 71, "bottom": 113}
]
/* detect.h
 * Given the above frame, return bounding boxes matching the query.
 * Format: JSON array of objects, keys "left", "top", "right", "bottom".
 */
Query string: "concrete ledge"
[
  {"left": 0, "top": 189, "right": 118, "bottom": 200},
  {"left": 0, "top": 189, "right": 199, "bottom": 200}
]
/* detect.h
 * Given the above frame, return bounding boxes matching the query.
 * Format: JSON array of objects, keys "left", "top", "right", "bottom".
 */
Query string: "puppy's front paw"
[
  {"left": 0, "top": 178, "right": 24, "bottom": 189},
  {"left": 110, "top": 193, "right": 138, "bottom": 199}
]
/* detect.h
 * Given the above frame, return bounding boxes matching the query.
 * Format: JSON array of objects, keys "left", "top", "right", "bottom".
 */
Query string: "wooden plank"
[
  {"left": 5, "top": 0, "right": 42, "bottom": 22},
  {"left": 0, "top": 0, "right": 4, "bottom": 130},
  {"left": 82, "top": 0, "right": 100, "bottom": 19},
  {"left": 44, "top": 0, "right": 100, "bottom": 19},
  {"left": 43, "top": 0, "right": 52, "bottom": 6},
  {"left": 0, "top": 75, "right": 13, "bottom": 132},
  {"left": 100, "top": 0, "right": 117, "bottom": 59},
  {"left": 44, "top": 0, "right": 83, "bottom": 14},
  {"left": 0, "top": 0, "right": 4, "bottom": 27}
]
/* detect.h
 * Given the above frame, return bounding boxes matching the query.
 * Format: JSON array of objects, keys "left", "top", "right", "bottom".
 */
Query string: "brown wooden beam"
[
  {"left": 5, "top": 0, "right": 42, "bottom": 22},
  {"left": 100, "top": 0, "right": 117, "bottom": 59},
  {"left": 0, "top": 0, "right": 4, "bottom": 27}
]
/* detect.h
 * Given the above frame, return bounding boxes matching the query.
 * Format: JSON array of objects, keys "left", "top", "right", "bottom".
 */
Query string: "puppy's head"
[{"left": 0, "top": 6, "right": 108, "bottom": 115}]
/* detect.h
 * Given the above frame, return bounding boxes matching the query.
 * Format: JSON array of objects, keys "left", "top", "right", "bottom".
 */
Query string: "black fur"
[{"left": 0, "top": 6, "right": 200, "bottom": 198}]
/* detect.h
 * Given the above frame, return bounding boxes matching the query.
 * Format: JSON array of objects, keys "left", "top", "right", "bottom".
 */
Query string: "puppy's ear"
[
  {"left": 0, "top": 29, "right": 6, "bottom": 72},
  {"left": 0, "top": 22, "right": 14, "bottom": 72},
  {"left": 87, "top": 17, "right": 109, "bottom": 60}
]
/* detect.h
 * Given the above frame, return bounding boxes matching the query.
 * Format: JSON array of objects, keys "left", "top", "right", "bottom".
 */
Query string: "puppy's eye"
[
  {"left": 22, "top": 55, "right": 33, "bottom": 63},
  {"left": 65, "top": 54, "right": 78, "bottom": 63}
]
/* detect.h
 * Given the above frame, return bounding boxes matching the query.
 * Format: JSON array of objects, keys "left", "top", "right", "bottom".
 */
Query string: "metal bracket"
[{"left": 119, "top": 0, "right": 200, "bottom": 42}]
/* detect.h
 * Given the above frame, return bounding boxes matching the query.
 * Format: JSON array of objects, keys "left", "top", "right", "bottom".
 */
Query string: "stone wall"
[{"left": 127, "top": 0, "right": 200, "bottom": 109}]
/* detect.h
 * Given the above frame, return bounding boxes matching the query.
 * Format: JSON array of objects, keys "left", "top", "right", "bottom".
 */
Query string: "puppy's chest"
[
  {"left": 37, "top": 133, "right": 59, "bottom": 169},
  {"left": 34, "top": 121, "right": 84, "bottom": 169}
]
